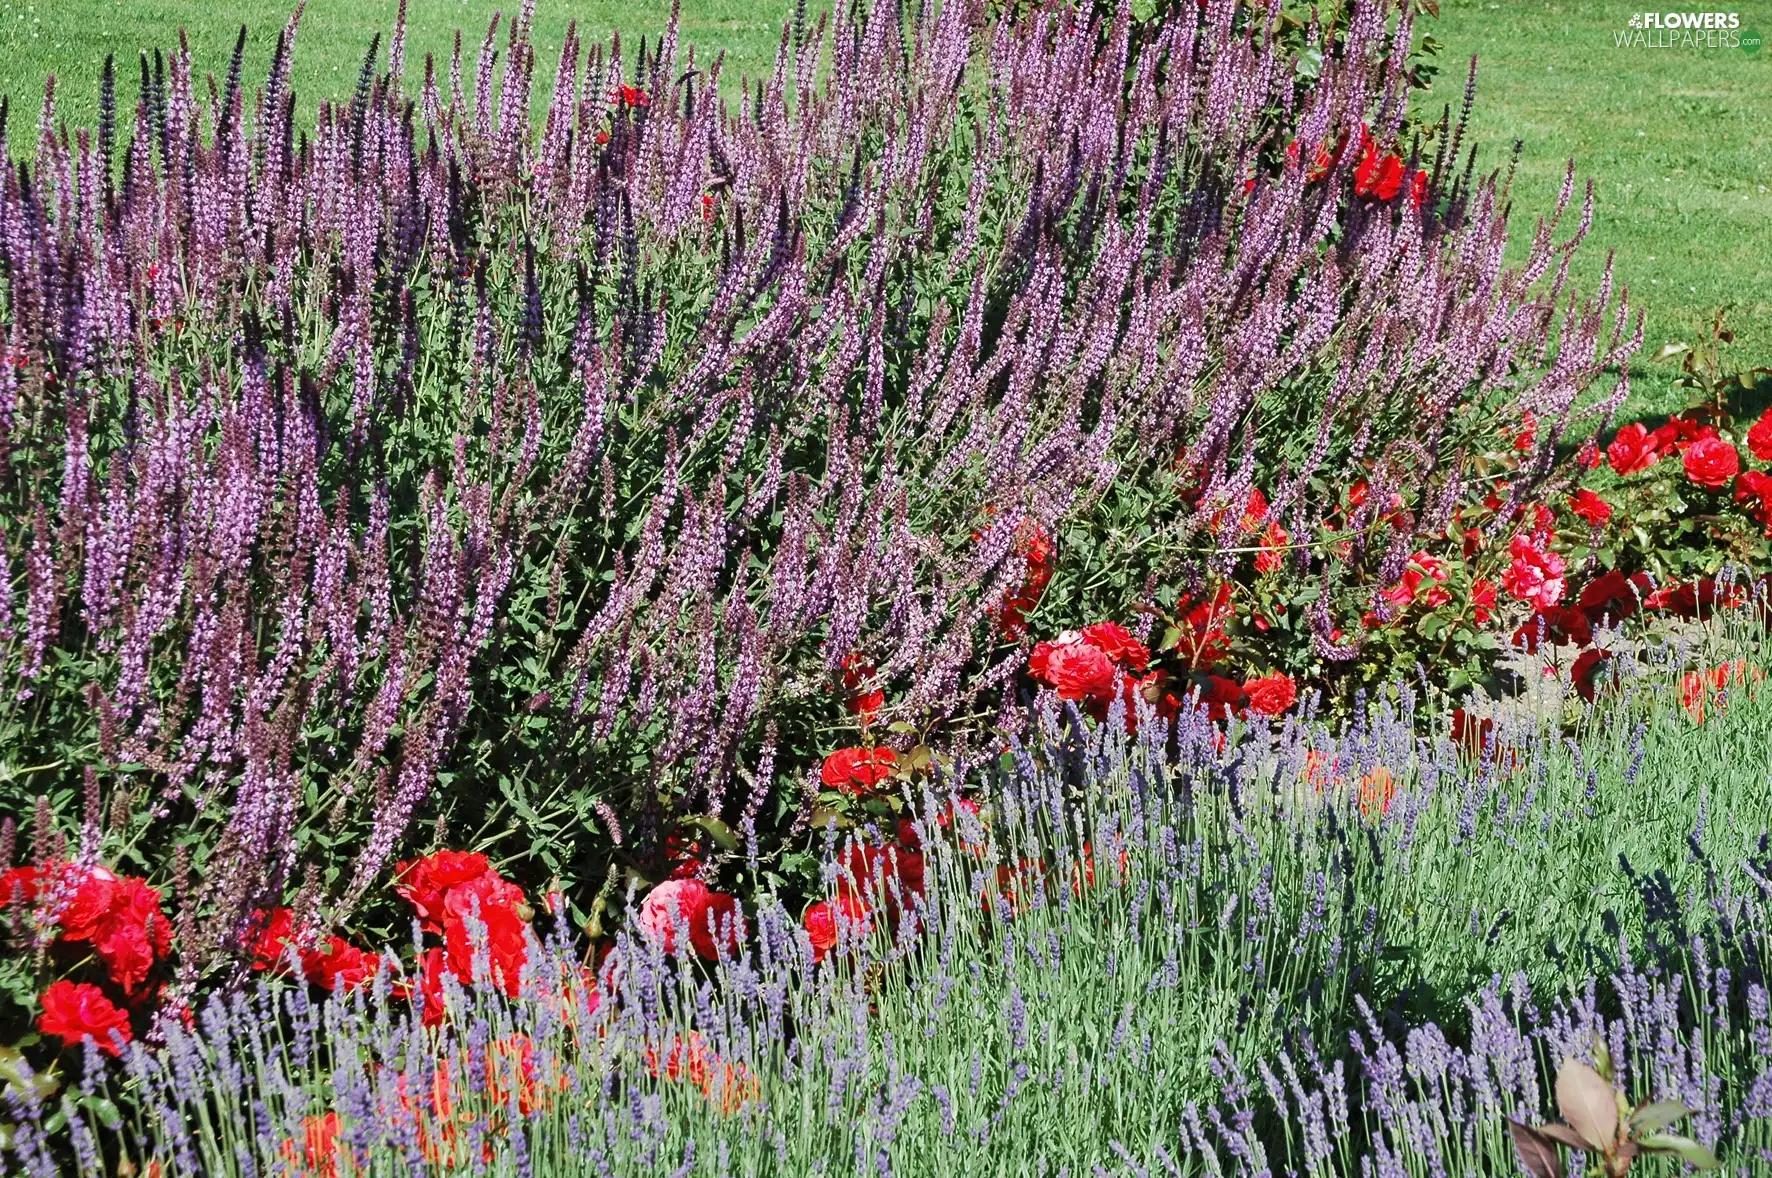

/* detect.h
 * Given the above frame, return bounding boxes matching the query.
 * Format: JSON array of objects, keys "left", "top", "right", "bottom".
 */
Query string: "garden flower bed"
[{"left": 0, "top": 0, "right": 1770, "bottom": 1172}]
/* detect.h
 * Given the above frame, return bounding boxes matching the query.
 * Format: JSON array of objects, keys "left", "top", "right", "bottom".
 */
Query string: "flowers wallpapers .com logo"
[{"left": 1616, "top": 10, "right": 1760, "bottom": 48}]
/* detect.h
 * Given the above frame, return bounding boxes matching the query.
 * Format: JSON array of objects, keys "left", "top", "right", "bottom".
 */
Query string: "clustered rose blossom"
[
  {"left": 819, "top": 746, "right": 899, "bottom": 795},
  {"left": 839, "top": 653, "right": 886, "bottom": 725},
  {"left": 801, "top": 799, "right": 987, "bottom": 962},
  {"left": 389, "top": 851, "right": 536, "bottom": 1018},
  {"left": 1568, "top": 489, "right": 1613, "bottom": 527},
  {"left": 3, "top": 860, "right": 174, "bottom": 1049},
  {"left": 1501, "top": 535, "right": 1567, "bottom": 611},
  {"left": 637, "top": 878, "right": 745, "bottom": 961},
  {"left": 1028, "top": 622, "right": 1151, "bottom": 725},
  {"left": 1680, "top": 660, "right": 1763, "bottom": 723},
  {"left": 997, "top": 521, "right": 1056, "bottom": 641},
  {"left": 37, "top": 979, "right": 132, "bottom": 1056},
  {"left": 250, "top": 908, "right": 381, "bottom": 994}
]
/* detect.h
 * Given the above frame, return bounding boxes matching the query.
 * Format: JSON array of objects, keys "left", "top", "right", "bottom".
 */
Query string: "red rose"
[
  {"left": 1027, "top": 636, "right": 1116, "bottom": 701},
  {"left": 1240, "top": 672, "right": 1298, "bottom": 718},
  {"left": 1735, "top": 470, "right": 1772, "bottom": 532},
  {"left": 1197, "top": 674, "right": 1245, "bottom": 721},
  {"left": 394, "top": 851, "right": 494, "bottom": 933},
  {"left": 1405, "top": 169, "right": 1429, "bottom": 210},
  {"left": 1645, "top": 577, "right": 1741, "bottom": 620},
  {"left": 1568, "top": 489, "right": 1613, "bottom": 527},
  {"left": 840, "top": 654, "right": 885, "bottom": 722},
  {"left": 1511, "top": 607, "right": 1592, "bottom": 655},
  {"left": 1606, "top": 423, "right": 1659, "bottom": 475},
  {"left": 1352, "top": 142, "right": 1404, "bottom": 201},
  {"left": 688, "top": 891, "right": 745, "bottom": 961},
  {"left": 251, "top": 907, "right": 304, "bottom": 972},
  {"left": 1683, "top": 437, "right": 1740, "bottom": 489},
  {"left": 306, "top": 937, "right": 381, "bottom": 993},
  {"left": 1571, "top": 648, "right": 1612, "bottom": 703},
  {"left": 59, "top": 867, "right": 120, "bottom": 941},
  {"left": 1576, "top": 439, "right": 1602, "bottom": 470},
  {"left": 838, "top": 843, "right": 925, "bottom": 913},
  {"left": 0, "top": 865, "right": 41, "bottom": 906},
  {"left": 1450, "top": 709, "right": 1495, "bottom": 757},
  {"left": 441, "top": 873, "right": 531, "bottom": 996},
  {"left": 819, "top": 746, "right": 898, "bottom": 794},
  {"left": 38, "top": 980, "right": 131, "bottom": 1056},
  {"left": 1576, "top": 569, "right": 1641, "bottom": 624},
  {"left": 1748, "top": 410, "right": 1772, "bottom": 463},
  {"left": 1652, "top": 414, "right": 1717, "bottom": 454},
  {"left": 1471, "top": 579, "right": 1498, "bottom": 624},
  {"left": 416, "top": 947, "right": 450, "bottom": 1027},
  {"left": 1078, "top": 622, "right": 1150, "bottom": 673},
  {"left": 639, "top": 879, "right": 740, "bottom": 961},
  {"left": 1171, "top": 585, "right": 1235, "bottom": 669},
  {"left": 803, "top": 894, "right": 871, "bottom": 963},
  {"left": 1502, "top": 536, "right": 1567, "bottom": 610}
]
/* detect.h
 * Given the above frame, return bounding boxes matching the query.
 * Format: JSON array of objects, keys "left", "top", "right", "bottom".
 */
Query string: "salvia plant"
[
  {"left": 1, "top": 616, "right": 1771, "bottom": 1175},
  {"left": 0, "top": 0, "right": 1647, "bottom": 1002}
]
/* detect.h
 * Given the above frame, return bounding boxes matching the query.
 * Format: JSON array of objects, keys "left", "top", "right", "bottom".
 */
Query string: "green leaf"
[
  {"left": 1628, "top": 1100, "right": 1693, "bottom": 1135},
  {"left": 684, "top": 815, "right": 740, "bottom": 853},
  {"left": 1636, "top": 1132, "right": 1721, "bottom": 1169}
]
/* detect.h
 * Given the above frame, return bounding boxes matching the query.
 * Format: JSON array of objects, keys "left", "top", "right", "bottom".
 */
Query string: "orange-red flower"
[
  {"left": 1240, "top": 672, "right": 1297, "bottom": 718},
  {"left": 819, "top": 746, "right": 898, "bottom": 794},
  {"left": 38, "top": 980, "right": 131, "bottom": 1056},
  {"left": 1683, "top": 436, "right": 1740, "bottom": 489},
  {"left": 1568, "top": 489, "right": 1613, "bottom": 527},
  {"left": 1606, "top": 422, "right": 1660, "bottom": 475}
]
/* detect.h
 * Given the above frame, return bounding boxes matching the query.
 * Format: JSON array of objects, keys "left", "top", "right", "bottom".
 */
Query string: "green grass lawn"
[
  {"left": 1420, "top": 0, "right": 1771, "bottom": 416},
  {"left": 1, "top": 0, "right": 1766, "bottom": 415},
  {"left": 0, "top": 0, "right": 784, "bottom": 136}
]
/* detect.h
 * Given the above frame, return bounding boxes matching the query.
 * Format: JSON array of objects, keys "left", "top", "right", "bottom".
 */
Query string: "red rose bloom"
[
  {"left": 441, "top": 873, "right": 531, "bottom": 996},
  {"left": 1511, "top": 607, "right": 1592, "bottom": 655},
  {"left": 306, "top": 937, "right": 381, "bottom": 993},
  {"left": 1171, "top": 585, "right": 1235, "bottom": 669},
  {"left": 1197, "top": 675, "right": 1246, "bottom": 721},
  {"left": 1571, "top": 648, "right": 1613, "bottom": 703},
  {"left": 819, "top": 746, "right": 898, "bottom": 794},
  {"left": 394, "top": 851, "right": 494, "bottom": 933},
  {"left": 1606, "top": 423, "right": 1659, "bottom": 475},
  {"left": 1568, "top": 489, "right": 1613, "bottom": 527},
  {"left": 1352, "top": 141, "right": 1404, "bottom": 201},
  {"left": 1240, "top": 672, "right": 1298, "bottom": 718},
  {"left": 1027, "top": 636, "right": 1117, "bottom": 701},
  {"left": 1078, "top": 622, "right": 1149, "bottom": 673},
  {"left": 58, "top": 867, "right": 120, "bottom": 941},
  {"left": 1645, "top": 577, "right": 1741, "bottom": 620},
  {"left": 687, "top": 891, "right": 744, "bottom": 961},
  {"left": 251, "top": 907, "right": 304, "bottom": 972},
  {"left": 1405, "top": 169, "right": 1429, "bottom": 210},
  {"left": 1502, "top": 535, "right": 1567, "bottom": 610},
  {"left": 38, "top": 980, "right": 131, "bottom": 1056},
  {"left": 840, "top": 653, "right": 885, "bottom": 723},
  {"left": 1576, "top": 569, "right": 1641, "bottom": 624},
  {"left": 1735, "top": 470, "right": 1772, "bottom": 532},
  {"left": 1652, "top": 413, "right": 1717, "bottom": 454},
  {"left": 638, "top": 879, "right": 710, "bottom": 956},
  {"left": 1748, "top": 410, "right": 1772, "bottom": 463},
  {"left": 803, "top": 894, "right": 871, "bottom": 963},
  {"left": 1450, "top": 709, "right": 1495, "bottom": 758},
  {"left": 1471, "top": 578, "right": 1498, "bottom": 624},
  {"left": 1683, "top": 437, "right": 1740, "bottom": 489}
]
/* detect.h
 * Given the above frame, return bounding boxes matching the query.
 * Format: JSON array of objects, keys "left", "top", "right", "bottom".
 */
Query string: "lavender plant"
[{"left": 3, "top": 616, "right": 1769, "bottom": 1176}]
